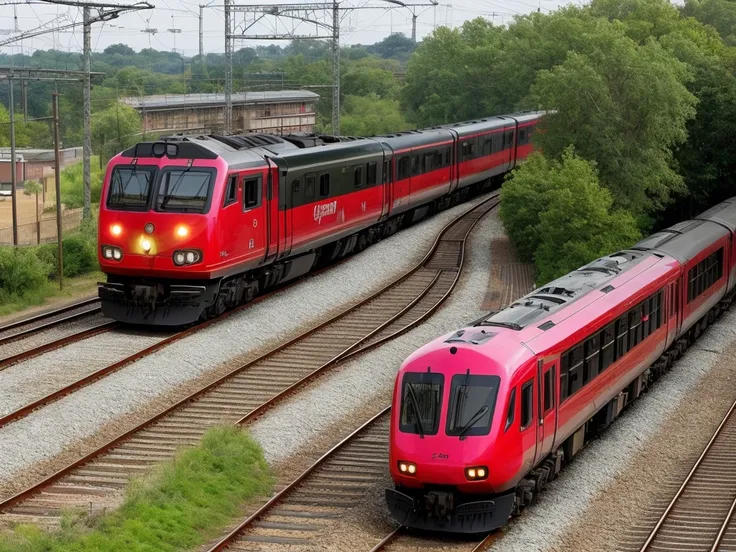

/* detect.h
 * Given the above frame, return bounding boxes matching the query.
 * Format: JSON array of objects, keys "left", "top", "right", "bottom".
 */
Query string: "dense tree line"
[{"left": 402, "top": 0, "right": 736, "bottom": 281}]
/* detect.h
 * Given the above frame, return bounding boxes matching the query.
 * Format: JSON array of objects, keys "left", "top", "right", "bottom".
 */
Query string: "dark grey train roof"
[
  {"left": 632, "top": 219, "right": 729, "bottom": 264},
  {"left": 265, "top": 138, "right": 384, "bottom": 169},
  {"left": 696, "top": 197, "right": 736, "bottom": 233},
  {"left": 375, "top": 128, "right": 455, "bottom": 151},
  {"left": 476, "top": 250, "right": 647, "bottom": 330}
]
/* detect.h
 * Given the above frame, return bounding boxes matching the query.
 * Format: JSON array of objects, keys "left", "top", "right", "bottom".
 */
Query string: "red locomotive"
[
  {"left": 97, "top": 112, "right": 541, "bottom": 325},
  {"left": 387, "top": 198, "right": 736, "bottom": 533}
]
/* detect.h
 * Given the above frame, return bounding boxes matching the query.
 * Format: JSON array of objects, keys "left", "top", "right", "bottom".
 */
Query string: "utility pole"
[
  {"left": 224, "top": 0, "right": 233, "bottom": 133},
  {"left": 332, "top": 0, "right": 340, "bottom": 134},
  {"left": 82, "top": 6, "right": 92, "bottom": 221},
  {"left": 9, "top": 77, "right": 18, "bottom": 247},
  {"left": 411, "top": 12, "right": 417, "bottom": 42},
  {"left": 199, "top": 5, "right": 205, "bottom": 61},
  {"left": 168, "top": 15, "right": 181, "bottom": 54},
  {"left": 52, "top": 93, "right": 64, "bottom": 290}
]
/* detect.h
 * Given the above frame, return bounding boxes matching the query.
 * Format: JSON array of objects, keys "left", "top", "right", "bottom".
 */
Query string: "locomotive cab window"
[
  {"left": 107, "top": 166, "right": 156, "bottom": 212},
  {"left": 520, "top": 380, "right": 534, "bottom": 429},
  {"left": 243, "top": 176, "right": 260, "bottom": 210},
  {"left": 399, "top": 372, "right": 444, "bottom": 436},
  {"left": 224, "top": 175, "right": 238, "bottom": 207},
  {"left": 156, "top": 168, "right": 215, "bottom": 214},
  {"left": 445, "top": 374, "right": 501, "bottom": 438}
]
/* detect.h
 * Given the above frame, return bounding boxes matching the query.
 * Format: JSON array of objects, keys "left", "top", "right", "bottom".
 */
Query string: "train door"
[
  {"left": 218, "top": 171, "right": 243, "bottom": 261},
  {"left": 535, "top": 359, "right": 557, "bottom": 464},
  {"left": 666, "top": 280, "right": 679, "bottom": 348},
  {"left": 263, "top": 159, "right": 279, "bottom": 265},
  {"left": 381, "top": 145, "right": 393, "bottom": 220},
  {"left": 265, "top": 157, "right": 291, "bottom": 260},
  {"left": 240, "top": 171, "right": 267, "bottom": 263}
]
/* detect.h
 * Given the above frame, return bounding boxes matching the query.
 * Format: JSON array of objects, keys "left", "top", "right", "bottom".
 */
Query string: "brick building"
[{"left": 120, "top": 90, "right": 320, "bottom": 135}]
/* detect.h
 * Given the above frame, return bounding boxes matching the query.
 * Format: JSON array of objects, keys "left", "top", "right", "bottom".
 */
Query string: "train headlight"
[
  {"left": 141, "top": 238, "right": 152, "bottom": 253},
  {"left": 398, "top": 461, "right": 417, "bottom": 476},
  {"left": 111, "top": 224, "right": 122, "bottom": 236},
  {"left": 176, "top": 225, "right": 188, "bottom": 238},
  {"left": 465, "top": 466, "right": 488, "bottom": 481},
  {"left": 173, "top": 249, "right": 202, "bottom": 266},
  {"left": 102, "top": 245, "right": 123, "bottom": 262}
]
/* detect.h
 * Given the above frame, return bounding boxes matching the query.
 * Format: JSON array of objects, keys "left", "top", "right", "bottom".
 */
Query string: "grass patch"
[
  {"left": 0, "top": 426, "right": 274, "bottom": 552},
  {"left": 0, "top": 271, "right": 103, "bottom": 318},
  {"left": 59, "top": 157, "right": 104, "bottom": 210}
]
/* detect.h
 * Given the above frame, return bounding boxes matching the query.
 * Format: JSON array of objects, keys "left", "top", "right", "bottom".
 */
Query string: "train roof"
[
  {"left": 695, "top": 196, "right": 736, "bottom": 233},
  {"left": 265, "top": 138, "right": 384, "bottom": 169},
  {"left": 476, "top": 249, "right": 650, "bottom": 331},
  {"left": 632, "top": 219, "right": 729, "bottom": 264},
  {"left": 375, "top": 128, "right": 455, "bottom": 152}
]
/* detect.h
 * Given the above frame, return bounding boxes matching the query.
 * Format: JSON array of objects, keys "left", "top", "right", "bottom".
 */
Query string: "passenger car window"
[
  {"left": 543, "top": 367, "right": 554, "bottom": 412},
  {"left": 223, "top": 176, "right": 238, "bottom": 207},
  {"left": 354, "top": 165, "right": 363, "bottom": 188},
  {"left": 319, "top": 173, "right": 330, "bottom": 197}
]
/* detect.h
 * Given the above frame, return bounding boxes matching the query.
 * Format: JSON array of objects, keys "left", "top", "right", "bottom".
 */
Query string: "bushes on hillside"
[
  {"left": 60, "top": 157, "right": 104, "bottom": 209},
  {"left": 36, "top": 222, "right": 98, "bottom": 279},
  {"left": 0, "top": 248, "right": 51, "bottom": 299},
  {"left": 500, "top": 148, "right": 642, "bottom": 283}
]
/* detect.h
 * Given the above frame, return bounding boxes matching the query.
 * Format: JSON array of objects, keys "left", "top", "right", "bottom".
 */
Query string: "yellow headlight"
[
  {"left": 111, "top": 224, "right": 122, "bottom": 236},
  {"left": 176, "top": 225, "right": 188, "bottom": 238},
  {"left": 141, "top": 238, "right": 152, "bottom": 253}
]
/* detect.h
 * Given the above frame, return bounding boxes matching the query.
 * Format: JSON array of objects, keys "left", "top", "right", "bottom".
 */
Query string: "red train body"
[
  {"left": 387, "top": 198, "right": 736, "bottom": 533},
  {"left": 97, "top": 113, "right": 541, "bottom": 325}
]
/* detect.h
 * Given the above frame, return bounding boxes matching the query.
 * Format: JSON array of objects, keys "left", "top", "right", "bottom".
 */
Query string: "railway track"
[
  {"left": 369, "top": 522, "right": 499, "bottom": 552},
  {"left": 0, "top": 193, "right": 499, "bottom": 525},
  {"left": 619, "top": 399, "right": 736, "bottom": 552}
]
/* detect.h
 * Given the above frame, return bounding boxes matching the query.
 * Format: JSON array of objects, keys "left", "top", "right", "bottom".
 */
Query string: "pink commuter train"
[{"left": 386, "top": 197, "right": 736, "bottom": 533}]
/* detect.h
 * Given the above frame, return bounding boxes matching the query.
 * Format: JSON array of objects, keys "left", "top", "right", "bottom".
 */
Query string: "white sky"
[{"left": 0, "top": 0, "right": 574, "bottom": 57}]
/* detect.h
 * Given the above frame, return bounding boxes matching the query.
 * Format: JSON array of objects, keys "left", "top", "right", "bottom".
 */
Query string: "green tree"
[
  {"left": 501, "top": 149, "right": 641, "bottom": 282},
  {"left": 531, "top": 23, "right": 697, "bottom": 216},
  {"left": 92, "top": 103, "right": 143, "bottom": 163},
  {"left": 340, "top": 94, "right": 409, "bottom": 136}
]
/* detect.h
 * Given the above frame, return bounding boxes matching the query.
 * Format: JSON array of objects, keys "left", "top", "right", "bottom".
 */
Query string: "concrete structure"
[
  {"left": 0, "top": 147, "right": 82, "bottom": 183},
  {"left": 120, "top": 90, "right": 320, "bottom": 135}
]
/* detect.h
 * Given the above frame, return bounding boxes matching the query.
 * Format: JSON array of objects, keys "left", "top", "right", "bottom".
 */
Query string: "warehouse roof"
[{"left": 120, "top": 90, "right": 320, "bottom": 110}]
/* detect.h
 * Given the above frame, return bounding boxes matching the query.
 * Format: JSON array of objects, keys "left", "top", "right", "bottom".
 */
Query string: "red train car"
[
  {"left": 97, "top": 112, "right": 542, "bottom": 325},
  {"left": 386, "top": 199, "right": 736, "bottom": 533}
]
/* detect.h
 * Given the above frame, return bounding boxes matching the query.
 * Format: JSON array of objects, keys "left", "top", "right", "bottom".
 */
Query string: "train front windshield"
[
  {"left": 398, "top": 372, "right": 500, "bottom": 438},
  {"left": 106, "top": 165, "right": 215, "bottom": 214},
  {"left": 446, "top": 374, "right": 499, "bottom": 438},
  {"left": 399, "top": 372, "right": 443, "bottom": 436}
]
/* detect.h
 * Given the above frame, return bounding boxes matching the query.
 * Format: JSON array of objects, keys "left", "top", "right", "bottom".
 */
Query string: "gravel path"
[
  {"left": 0, "top": 330, "right": 167, "bottom": 416},
  {"left": 0, "top": 195, "right": 491, "bottom": 490}
]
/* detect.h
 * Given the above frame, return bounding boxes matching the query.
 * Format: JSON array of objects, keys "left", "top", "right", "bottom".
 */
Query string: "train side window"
[
  {"left": 519, "top": 128, "right": 527, "bottom": 145},
  {"left": 615, "top": 316, "right": 628, "bottom": 359},
  {"left": 305, "top": 173, "right": 316, "bottom": 198},
  {"left": 560, "top": 370, "right": 569, "bottom": 402},
  {"left": 520, "top": 380, "right": 534, "bottom": 429},
  {"left": 655, "top": 291, "right": 664, "bottom": 329},
  {"left": 435, "top": 151, "right": 443, "bottom": 168},
  {"left": 484, "top": 139, "right": 492, "bottom": 155},
  {"left": 354, "top": 165, "right": 363, "bottom": 188},
  {"left": 568, "top": 345, "right": 583, "bottom": 396},
  {"left": 425, "top": 152, "right": 434, "bottom": 173},
  {"left": 383, "top": 160, "right": 390, "bottom": 183},
  {"left": 397, "top": 157, "right": 409, "bottom": 180},
  {"left": 583, "top": 333, "right": 600, "bottom": 385},
  {"left": 366, "top": 162, "right": 377, "bottom": 186},
  {"left": 505, "top": 388, "right": 516, "bottom": 432},
  {"left": 543, "top": 366, "right": 554, "bottom": 413},
  {"left": 641, "top": 299, "right": 651, "bottom": 339},
  {"left": 243, "top": 176, "right": 260, "bottom": 210},
  {"left": 600, "top": 324, "right": 615, "bottom": 371},
  {"left": 319, "top": 173, "right": 330, "bottom": 197},
  {"left": 412, "top": 155, "right": 422, "bottom": 176},
  {"left": 445, "top": 147, "right": 452, "bottom": 166},
  {"left": 629, "top": 306, "right": 642, "bottom": 348},
  {"left": 224, "top": 175, "right": 238, "bottom": 207}
]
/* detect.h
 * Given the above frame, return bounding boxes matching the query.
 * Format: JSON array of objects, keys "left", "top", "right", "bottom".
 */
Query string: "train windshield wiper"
[
  {"left": 478, "top": 321, "right": 522, "bottom": 331},
  {"left": 406, "top": 384, "right": 426, "bottom": 439},
  {"left": 457, "top": 405, "right": 489, "bottom": 441}
]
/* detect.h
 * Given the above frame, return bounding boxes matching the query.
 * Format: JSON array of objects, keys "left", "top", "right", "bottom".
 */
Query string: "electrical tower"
[
  {"left": 224, "top": 1, "right": 435, "bottom": 135},
  {"left": 0, "top": 0, "right": 154, "bottom": 221}
]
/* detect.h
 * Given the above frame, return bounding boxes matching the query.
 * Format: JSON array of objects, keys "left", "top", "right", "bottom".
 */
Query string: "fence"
[{"left": 0, "top": 208, "right": 84, "bottom": 246}]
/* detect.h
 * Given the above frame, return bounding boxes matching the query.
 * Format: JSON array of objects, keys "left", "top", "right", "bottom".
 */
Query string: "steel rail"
[
  {"left": 208, "top": 407, "right": 392, "bottom": 552},
  {"left": 0, "top": 297, "right": 99, "bottom": 335}
]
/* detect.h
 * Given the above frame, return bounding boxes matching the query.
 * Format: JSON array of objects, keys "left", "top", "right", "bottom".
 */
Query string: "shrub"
[
  {"left": 35, "top": 232, "right": 98, "bottom": 280},
  {"left": 0, "top": 247, "right": 51, "bottom": 297},
  {"left": 59, "top": 157, "right": 104, "bottom": 209}
]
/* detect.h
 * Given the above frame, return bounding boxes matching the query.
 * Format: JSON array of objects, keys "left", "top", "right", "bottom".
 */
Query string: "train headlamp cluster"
[
  {"left": 398, "top": 461, "right": 417, "bottom": 476},
  {"left": 173, "top": 249, "right": 202, "bottom": 266},
  {"left": 102, "top": 245, "right": 123, "bottom": 262},
  {"left": 111, "top": 224, "right": 122, "bottom": 236},
  {"left": 465, "top": 466, "right": 488, "bottom": 481}
]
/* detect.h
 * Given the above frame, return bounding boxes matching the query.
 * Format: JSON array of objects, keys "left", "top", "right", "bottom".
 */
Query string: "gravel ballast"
[{"left": 0, "top": 195, "right": 491, "bottom": 489}]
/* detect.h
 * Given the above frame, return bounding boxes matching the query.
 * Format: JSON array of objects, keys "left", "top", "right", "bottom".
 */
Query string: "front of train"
[
  {"left": 386, "top": 326, "right": 532, "bottom": 533},
  {"left": 97, "top": 141, "right": 228, "bottom": 326}
]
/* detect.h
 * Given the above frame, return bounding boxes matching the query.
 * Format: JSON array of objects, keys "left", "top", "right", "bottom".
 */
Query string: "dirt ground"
[{"left": 0, "top": 191, "right": 82, "bottom": 246}]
